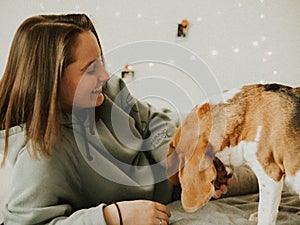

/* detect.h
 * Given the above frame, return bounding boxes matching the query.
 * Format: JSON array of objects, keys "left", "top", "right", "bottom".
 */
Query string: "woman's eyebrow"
[{"left": 80, "top": 59, "right": 97, "bottom": 72}]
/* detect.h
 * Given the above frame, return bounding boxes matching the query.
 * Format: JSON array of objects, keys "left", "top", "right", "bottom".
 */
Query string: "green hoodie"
[{"left": 0, "top": 76, "right": 179, "bottom": 225}]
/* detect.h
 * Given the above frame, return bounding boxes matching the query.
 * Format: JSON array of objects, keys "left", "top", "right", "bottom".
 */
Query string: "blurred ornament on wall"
[
  {"left": 177, "top": 19, "right": 188, "bottom": 37},
  {"left": 121, "top": 64, "right": 135, "bottom": 82}
]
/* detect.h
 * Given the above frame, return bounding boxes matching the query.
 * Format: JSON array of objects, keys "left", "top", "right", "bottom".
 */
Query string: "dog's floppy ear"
[
  {"left": 167, "top": 107, "right": 201, "bottom": 185},
  {"left": 167, "top": 105, "right": 217, "bottom": 212},
  {"left": 180, "top": 156, "right": 216, "bottom": 212}
]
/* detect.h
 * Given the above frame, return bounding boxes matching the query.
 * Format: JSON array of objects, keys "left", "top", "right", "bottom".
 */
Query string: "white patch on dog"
[
  {"left": 217, "top": 125, "right": 284, "bottom": 225},
  {"left": 218, "top": 138, "right": 283, "bottom": 225},
  {"left": 216, "top": 126, "right": 263, "bottom": 167},
  {"left": 246, "top": 145, "right": 284, "bottom": 225},
  {"left": 239, "top": 127, "right": 283, "bottom": 225},
  {"left": 285, "top": 171, "right": 300, "bottom": 196},
  {"left": 254, "top": 125, "right": 263, "bottom": 142},
  {"left": 216, "top": 142, "right": 246, "bottom": 167}
]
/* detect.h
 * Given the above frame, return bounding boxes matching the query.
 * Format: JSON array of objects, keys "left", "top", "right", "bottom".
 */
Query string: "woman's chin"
[
  {"left": 73, "top": 93, "right": 105, "bottom": 109},
  {"left": 94, "top": 93, "right": 105, "bottom": 107}
]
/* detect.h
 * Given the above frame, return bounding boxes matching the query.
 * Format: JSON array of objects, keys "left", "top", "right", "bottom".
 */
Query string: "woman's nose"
[{"left": 99, "top": 70, "right": 110, "bottom": 83}]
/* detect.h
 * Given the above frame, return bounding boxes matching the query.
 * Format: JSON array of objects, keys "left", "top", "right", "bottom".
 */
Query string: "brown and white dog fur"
[{"left": 167, "top": 83, "right": 300, "bottom": 225}]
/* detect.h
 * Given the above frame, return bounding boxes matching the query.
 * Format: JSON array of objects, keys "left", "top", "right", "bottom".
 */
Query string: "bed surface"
[
  {"left": 168, "top": 191, "right": 300, "bottom": 225},
  {"left": 168, "top": 166, "right": 300, "bottom": 225}
]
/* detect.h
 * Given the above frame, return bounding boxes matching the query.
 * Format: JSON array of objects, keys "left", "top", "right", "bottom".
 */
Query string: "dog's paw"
[
  {"left": 249, "top": 211, "right": 258, "bottom": 222},
  {"left": 213, "top": 157, "right": 233, "bottom": 189},
  {"left": 296, "top": 211, "right": 300, "bottom": 216}
]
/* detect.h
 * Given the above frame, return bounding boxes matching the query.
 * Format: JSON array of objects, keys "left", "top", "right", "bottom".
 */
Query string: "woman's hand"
[{"left": 104, "top": 200, "right": 171, "bottom": 225}]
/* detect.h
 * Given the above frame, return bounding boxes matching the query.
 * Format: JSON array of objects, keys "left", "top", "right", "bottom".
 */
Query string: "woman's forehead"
[{"left": 73, "top": 31, "right": 101, "bottom": 65}]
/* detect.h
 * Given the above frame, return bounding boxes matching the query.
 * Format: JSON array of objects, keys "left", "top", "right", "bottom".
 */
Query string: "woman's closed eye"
[
  {"left": 85, "top": 58, "right": 104, "bottom": 75},
  {"left": 86, "top": 61, "right": 97, "bottom": 75}
]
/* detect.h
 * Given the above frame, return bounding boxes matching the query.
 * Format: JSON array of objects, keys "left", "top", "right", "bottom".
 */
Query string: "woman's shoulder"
[
  {"left": 0, "top": 125, "right": 26, "bottom": 167},
  {"left": 0, "top": 125, "right": 24, "bottom": 139}
]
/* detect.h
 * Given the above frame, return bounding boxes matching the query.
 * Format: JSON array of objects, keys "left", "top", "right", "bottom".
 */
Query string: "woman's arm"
[{"left": 2, "top": 146, "right": 108, "bottom": 225}]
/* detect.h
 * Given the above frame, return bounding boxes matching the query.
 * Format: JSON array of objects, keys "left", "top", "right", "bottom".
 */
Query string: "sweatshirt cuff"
[{"left": 83, "top": 203, "right": 108, "bottom": 225}]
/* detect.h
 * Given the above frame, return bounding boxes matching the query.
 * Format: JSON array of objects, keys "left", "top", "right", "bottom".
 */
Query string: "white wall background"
[{"left": 1, "top": 0, "right": 300, "bottom": 113}]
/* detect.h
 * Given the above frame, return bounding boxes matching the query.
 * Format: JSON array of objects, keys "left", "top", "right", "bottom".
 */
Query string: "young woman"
[{"left": 0, "top": 14, "right": 230, "bottom": 225}]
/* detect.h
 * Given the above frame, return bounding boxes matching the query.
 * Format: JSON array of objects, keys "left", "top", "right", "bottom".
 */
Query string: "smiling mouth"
[
  {"left": 91, "top": 81, "right": 106, "bottom": 94},
  {"left": 92, "top": 86, "right": 102, "bottom": 94}
]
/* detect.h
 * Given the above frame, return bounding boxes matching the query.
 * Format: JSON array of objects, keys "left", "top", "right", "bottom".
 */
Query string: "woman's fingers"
[
  {"left": 154, "top": 202, "right": 171, "bottom": 224},
  {"left": 114, "top": 200, "right": 171, "bottom": 225},
  {"left": 155, "top": 210, "right": 170, "bottom": 224},
  {"left": 155, "top": 202, "right": 171, "bottom": 217}
]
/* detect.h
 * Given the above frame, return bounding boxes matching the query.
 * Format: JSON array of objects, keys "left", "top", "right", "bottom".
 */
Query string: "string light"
[
  {"left": 211, "top": 50, "right": 219, "bottom": 56},
  {"left": 35, "top": 0, "right": 288, "bottom": 88},
  {"left": 233, "top": 48, "right": 239, "bottom": 53},
  {"left": 40, "top": 3, "right": 45, "bottom": 10},
  {"left": 148, "top": 63, "right": 154, "bottom": 67},
  {"left": 252, "top": 41, "right": 259, "bottom": 47},
  {"left": 190, "top": 55, "right": 196, "bottom": 61}
]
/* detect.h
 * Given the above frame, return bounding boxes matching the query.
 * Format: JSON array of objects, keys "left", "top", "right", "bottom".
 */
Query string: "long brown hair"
[{"left": 0, "top": 14, "right": 103, "bottom": 166}]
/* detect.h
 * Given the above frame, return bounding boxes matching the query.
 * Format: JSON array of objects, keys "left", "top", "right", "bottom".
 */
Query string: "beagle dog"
[{"left": 167, "top": 83, "right": 300, "bottom": 225}]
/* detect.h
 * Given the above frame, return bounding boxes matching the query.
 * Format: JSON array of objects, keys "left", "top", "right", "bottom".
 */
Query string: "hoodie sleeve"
[
  {"left": 2, "top": 146, "right": 108, "bottom": 225},
  {"left": 104, "top": 76, "right": 180, "bottom": 163},
  {"left": 138, "top": 103, "right": 180, "bottom": 163}
]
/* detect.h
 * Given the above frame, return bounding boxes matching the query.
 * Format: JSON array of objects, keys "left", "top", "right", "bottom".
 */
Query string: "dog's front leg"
[{"left": 250, "top": 168, "right": 284, "bottom": 225}]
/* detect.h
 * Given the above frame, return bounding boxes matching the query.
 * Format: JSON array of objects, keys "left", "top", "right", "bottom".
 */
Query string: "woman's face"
[{"left": 60, "top": 31, "right": 110, "bottom": 112}]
